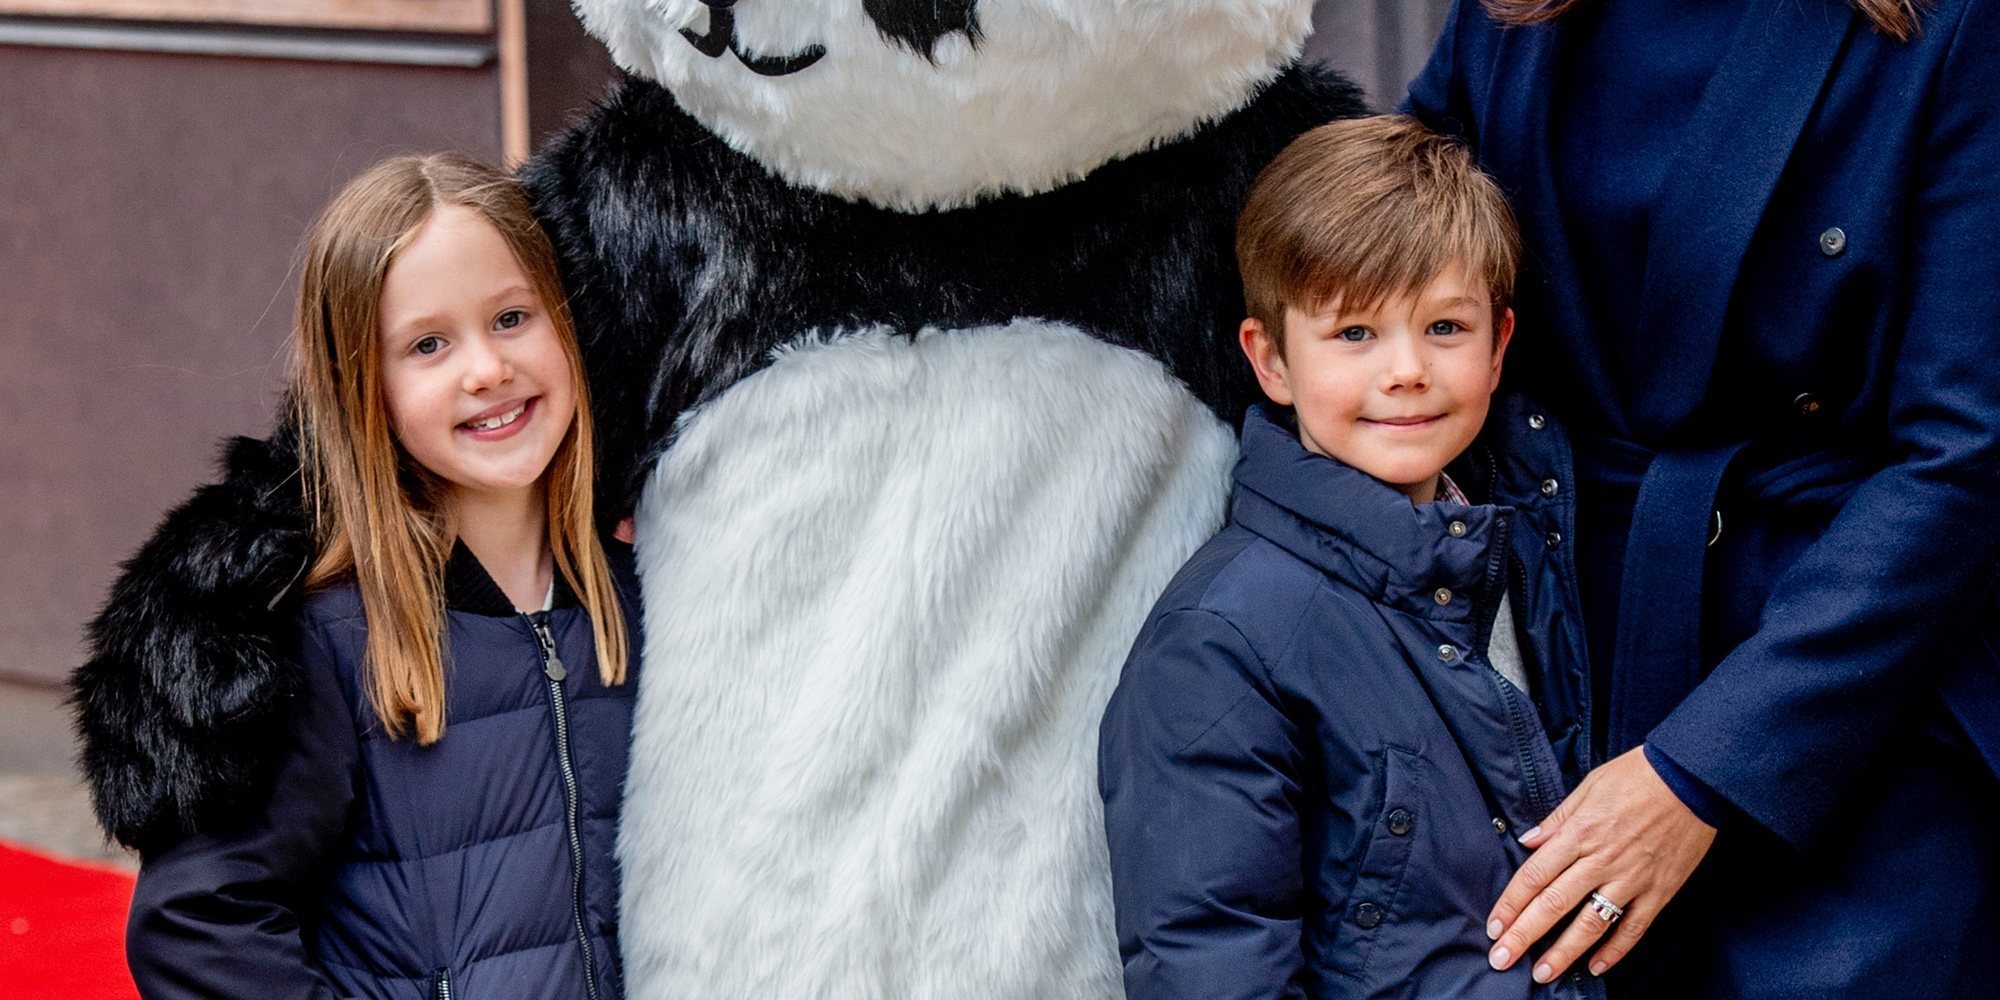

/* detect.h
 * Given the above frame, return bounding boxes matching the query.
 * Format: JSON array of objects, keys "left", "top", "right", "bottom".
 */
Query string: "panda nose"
[{"left": 681, "top": 3, "right": 735, "bottom": 59}]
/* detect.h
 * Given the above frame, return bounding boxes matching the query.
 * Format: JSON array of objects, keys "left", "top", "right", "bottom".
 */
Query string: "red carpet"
[{"left": 0, "top": 840, "right": 138, "bottom": 1000}]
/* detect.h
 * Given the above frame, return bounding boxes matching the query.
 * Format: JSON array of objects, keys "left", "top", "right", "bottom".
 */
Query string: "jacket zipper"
[
  {"left": 1474, "top": 516, "right": 1565, "bottom": 821},
  {"left": 432, "top": 966, "right": 453, "bottom": 1000},
  {"left": 531, "top": 613, "right": 603, "bottom": 1000}
]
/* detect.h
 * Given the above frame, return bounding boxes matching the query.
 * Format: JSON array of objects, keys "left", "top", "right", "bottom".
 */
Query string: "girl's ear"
[
  {"left": 1239, "top": 318, "right": 1296, "bottom": 407},
  {"left": 1489, "top": 307, "right": 1515, "bottom": 390}
]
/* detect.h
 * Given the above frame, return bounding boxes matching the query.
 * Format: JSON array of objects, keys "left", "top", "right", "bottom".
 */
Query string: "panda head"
[{"left": 572, "top": 0, "right": 1318, "bottom": 211}]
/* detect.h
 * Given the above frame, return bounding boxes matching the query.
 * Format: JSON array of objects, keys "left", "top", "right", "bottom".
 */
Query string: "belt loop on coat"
[{"left": 1605, "top": 443, "right": 1750, "bottom": 756}]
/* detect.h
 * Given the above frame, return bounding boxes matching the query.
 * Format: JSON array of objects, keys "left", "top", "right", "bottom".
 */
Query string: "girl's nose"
[{"left": 461, "top": 337, "right": 514, "bottom": 392}]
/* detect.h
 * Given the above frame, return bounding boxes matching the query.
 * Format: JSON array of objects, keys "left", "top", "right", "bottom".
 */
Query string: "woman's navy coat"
[
  {"left": 125, "top": 544, "right": 641, "bottom": 1000},
  {"left": 1407, "top": 0, "right": 2000, "bottom": 994},
  {"left": 1100, "top": 400, "right": 1602, "bottom": 1000}
]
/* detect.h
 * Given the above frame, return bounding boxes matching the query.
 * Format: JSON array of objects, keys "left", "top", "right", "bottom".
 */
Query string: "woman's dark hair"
[{"left": 1481, "top": 0, "right": 1926, "bottom": 41}]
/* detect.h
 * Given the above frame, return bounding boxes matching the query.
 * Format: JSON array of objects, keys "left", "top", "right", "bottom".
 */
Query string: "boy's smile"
[{"left": 1240, "top": 262, "right": 1513, "bottom": 504}]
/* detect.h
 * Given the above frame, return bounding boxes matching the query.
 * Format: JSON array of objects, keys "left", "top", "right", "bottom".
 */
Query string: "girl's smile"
[
  {"left": 459, "top": 396, "right": 539, "bottom": 439},
  {"left": 377, "top": 205, "right": 576, "bottom": 502}
]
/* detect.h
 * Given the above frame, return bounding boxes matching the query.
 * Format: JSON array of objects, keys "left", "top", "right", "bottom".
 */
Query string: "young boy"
[{"left": 1098, "top": 116, "right": 1600, "bottom": 1000}]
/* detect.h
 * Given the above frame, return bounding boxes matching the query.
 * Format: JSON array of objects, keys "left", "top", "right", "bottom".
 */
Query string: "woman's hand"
[{"left": 1486, "top": 747, "right": 1717, "bottom": 982}]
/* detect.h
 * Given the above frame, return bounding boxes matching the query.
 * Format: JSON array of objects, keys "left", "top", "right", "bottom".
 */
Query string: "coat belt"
[{"left": 1577, "top": 434, "right": 1872, "bottom": 755}]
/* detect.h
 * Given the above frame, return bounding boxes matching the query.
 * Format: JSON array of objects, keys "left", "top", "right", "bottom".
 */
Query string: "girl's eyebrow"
[{"left": 381, "top": 313, "right": 444, "bottom": 342}]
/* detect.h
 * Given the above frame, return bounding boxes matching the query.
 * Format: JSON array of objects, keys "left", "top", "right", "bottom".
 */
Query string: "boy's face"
[{"left": 1239, "top": 262, "right": 1513, "bottom": 504}]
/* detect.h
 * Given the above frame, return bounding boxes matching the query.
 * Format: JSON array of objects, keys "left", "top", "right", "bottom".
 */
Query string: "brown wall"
[{"left": 0, "top": 42, "right": 503, "bottom": 687}]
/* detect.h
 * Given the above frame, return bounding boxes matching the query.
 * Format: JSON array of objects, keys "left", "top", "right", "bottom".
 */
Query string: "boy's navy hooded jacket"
[
  {"left": 1099, "top": 400, "right": 1601, "bottom": 1000},
  {"left": 124, "top": 542, "right": 641, "bottom": 1000}
]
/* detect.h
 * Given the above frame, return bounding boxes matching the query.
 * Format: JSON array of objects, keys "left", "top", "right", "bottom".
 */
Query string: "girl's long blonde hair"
[
  {"left": 1481, "top": 0, "right": 1926, "bottom": 41},
  {"left": 293, "top": 153, "right": 627, "bottom": 745}
]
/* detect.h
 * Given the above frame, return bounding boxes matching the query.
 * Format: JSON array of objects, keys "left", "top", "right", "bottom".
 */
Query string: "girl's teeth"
[{"left": 469, "top": 403, "right": 525, "bottom": 431}]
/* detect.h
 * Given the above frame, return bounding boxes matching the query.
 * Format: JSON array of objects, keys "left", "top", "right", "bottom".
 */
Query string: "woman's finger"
[
  {"left": 1527, "top": 883, "right": 1635, "bottom": 983},
  {"left": 1488, "top": 858, "right": 1601, "bottom": 971},
  {"left": 1516, "top": 788, "right": 1575, "bottom": 850},
  {"left": 1586, "top": 894, "right": 1657, "bottom": 977},
  {"left": 1487, "top": 803, "right": 1582, "bottom": 940}
]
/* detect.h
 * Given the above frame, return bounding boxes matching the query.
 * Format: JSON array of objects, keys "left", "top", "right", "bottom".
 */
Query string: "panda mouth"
[{"left": 681, "top": 1, "right": 825, "bottom": 77}]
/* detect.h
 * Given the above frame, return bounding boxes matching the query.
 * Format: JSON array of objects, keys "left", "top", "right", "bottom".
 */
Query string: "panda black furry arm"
[
  {"left": 69, "top": 423, "right": 314, "bottom": 854},
  {"left": 521, "top": 68, "right": 1370, "bottom": 521}
]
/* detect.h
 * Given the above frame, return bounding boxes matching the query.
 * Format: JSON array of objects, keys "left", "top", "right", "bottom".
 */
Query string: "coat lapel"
[
  {"left": 1477, "top": 15, "right": 1634, "bottom": 439},
  {"left": 1631, "top": 1, "right": 1853, "bottom": 437}
]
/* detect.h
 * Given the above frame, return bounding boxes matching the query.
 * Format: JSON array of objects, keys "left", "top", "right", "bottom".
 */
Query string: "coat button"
[
  {"left": 1448, "top": 520, "right": 1468, "bottom": 538},
  {"left": 1528, "top": 414, "right": 1547, "bottom": 430},
  {"left": 1493, "top": 817, "right": 1509, "bottom": 834},
  {"left": 1387, "top": 808, "right": 1415, "bottom": 836},
  {"left": 1438, "top": 644, "right": 1458, "bottom": 662},
  {"left": 1540, "top": 478, "right": 1560, "bottom": 497},
  {"left": 1793, "top": 392, "right": 1822, "bottom": 416},
  {"left": 1545, "top": 530, "right": 1563, "bottom": 549},
  {"left": 1819, "top": 227, "right": 1847, "bottom": 256},
  {"left": 1354, "top": 902, "right": 1385, "bottom": 929},
  {"left": 1434, "top": 587, "right": 1453, "bottom": 605}
]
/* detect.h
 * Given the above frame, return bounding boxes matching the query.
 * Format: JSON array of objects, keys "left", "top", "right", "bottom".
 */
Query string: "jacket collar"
[
  {"left": 445, "top": 540, "right": 578, "bottom": 618},
  {"left": 1480, "top": 2, "right": 1853, "bottom": 439},
  {"left": 1229, "top": 404, "right": 1511, "bottom": 618}
]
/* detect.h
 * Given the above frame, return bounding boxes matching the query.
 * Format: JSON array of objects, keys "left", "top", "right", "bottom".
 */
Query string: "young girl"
[{"left": 122, "top": 153, "right": 638, "bottom": 1000}]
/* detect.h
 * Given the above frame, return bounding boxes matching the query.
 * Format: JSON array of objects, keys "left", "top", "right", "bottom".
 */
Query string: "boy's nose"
[{"left": 1383, "top": 338, "right": 1430, "bottom": 391}]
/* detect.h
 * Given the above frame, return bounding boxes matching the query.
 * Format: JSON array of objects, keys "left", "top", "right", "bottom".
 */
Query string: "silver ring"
[{"left": 1586, "top": 891, "right": 1625, "bottom": 924}]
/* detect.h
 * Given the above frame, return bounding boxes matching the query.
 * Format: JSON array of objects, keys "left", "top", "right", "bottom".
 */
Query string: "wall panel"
[{"left": 0, "top": 43, "right": 500, "bottom": 685}]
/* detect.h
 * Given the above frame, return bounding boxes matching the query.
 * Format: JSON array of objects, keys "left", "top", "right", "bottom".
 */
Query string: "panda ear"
[{"left": 862, "top": 0, "right": 979, "bottom": 60}]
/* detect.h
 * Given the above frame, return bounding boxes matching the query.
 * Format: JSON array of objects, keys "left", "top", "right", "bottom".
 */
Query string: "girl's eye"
[
  {"left": 412, "top": 335, "right": 445, "bottom": 356},
  {"left": 1336, "top": 326, "right": 1372, "bottom": 343},
  {"left": 1429, "top": 320, "right": 1465, "bottom": 337},
  {"left": 496, "top": 309, "right": 527, "bottom": 330}
]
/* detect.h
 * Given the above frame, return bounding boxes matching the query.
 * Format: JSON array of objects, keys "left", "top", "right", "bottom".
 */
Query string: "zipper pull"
[{"left": 534, "top": 619, "right": 567, "bottom": 681}]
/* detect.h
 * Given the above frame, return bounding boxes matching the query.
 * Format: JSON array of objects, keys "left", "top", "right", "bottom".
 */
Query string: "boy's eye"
[
  {"left": 412, "top": 335, "right": 445, "bottom": 356},
  {"left": 496, "top": 309, "right": 527, "bottom": 330},
  {"left": 1429, "top": 320, "right": 1465, "bottom": 336},
  {"left": 1336, "top": 326, "right": 1372, "bottom": 342}
]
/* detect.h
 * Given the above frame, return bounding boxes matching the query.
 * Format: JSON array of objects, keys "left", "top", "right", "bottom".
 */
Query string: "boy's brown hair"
[{"left": 1236, "top": 115, "right": 1520, "bottom": 355}]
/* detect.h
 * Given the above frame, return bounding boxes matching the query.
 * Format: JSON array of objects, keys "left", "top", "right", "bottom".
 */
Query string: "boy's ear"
[
  {"left": 1239, "top": 318, "right": 1295, "bottom": 407},
  {"left": 1489, "top": 308, "right": 1515, "bottom": 390}
]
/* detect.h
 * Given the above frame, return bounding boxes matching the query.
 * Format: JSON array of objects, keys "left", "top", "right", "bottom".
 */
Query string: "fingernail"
[
  {"left": 1489, "top": 946, "right": 1510, "bottom": 970},
  {"left": 1518, "top": 825, "right": 1541, "bottom": 843},
  {"left": 1486, "top": 918, "right": 1503, "bottom": 940},
  {"left": 1591, "top": 961, "right": 1608, "bottom": 977},
  {"left": 1534, "top": 963, "right": 1553, "bottom": 983}
]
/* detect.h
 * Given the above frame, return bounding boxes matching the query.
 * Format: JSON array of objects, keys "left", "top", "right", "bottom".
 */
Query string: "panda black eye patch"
[{"left": 863, "top": 0, "right": 980, "bottom": 60}]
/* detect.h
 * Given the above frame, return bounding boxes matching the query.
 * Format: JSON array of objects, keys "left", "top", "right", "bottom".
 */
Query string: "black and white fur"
[
  {"left": 523, "top": 67, "right": 1365, "bottom": 516},
  {"left": 73, "top": 1, "right": 1368, "bottom": 995}
]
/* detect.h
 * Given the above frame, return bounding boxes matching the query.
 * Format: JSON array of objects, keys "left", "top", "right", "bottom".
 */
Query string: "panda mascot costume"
[{"left": 73, "top": 0, "right": 1366, "bottom": 995}]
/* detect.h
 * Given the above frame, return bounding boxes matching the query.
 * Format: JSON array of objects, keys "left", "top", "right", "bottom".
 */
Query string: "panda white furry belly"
[{"left": 620, "top": 320, "right": 1235, "bottom": 998}]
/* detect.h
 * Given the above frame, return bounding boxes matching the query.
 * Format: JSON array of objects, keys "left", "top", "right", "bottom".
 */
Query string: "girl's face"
[{"left": 377, "top": 205, "right": 576, "bottom": 506}]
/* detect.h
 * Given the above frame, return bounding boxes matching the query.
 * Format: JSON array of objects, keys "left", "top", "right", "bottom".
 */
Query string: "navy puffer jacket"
[
  {"left": 1100, "top": 399, "right": 1601, "bottom": 1000},
  {"left": 126, "top": 541, "right": 641, "bottom": 1000}
]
